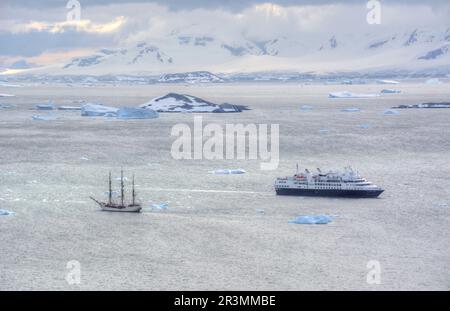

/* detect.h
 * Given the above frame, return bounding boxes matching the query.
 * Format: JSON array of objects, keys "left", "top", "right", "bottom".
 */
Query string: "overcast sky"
[{"left": 1, "top": 0, "right": 449, "bottom": 66}]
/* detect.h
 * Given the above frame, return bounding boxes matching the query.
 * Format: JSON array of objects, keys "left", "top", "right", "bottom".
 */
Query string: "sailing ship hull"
[
  {"left": 100, "top": 204, "right": 142, "bottom": 212},
  {"left": 275, "top": 188, "right": 383, "bottom": 198}
]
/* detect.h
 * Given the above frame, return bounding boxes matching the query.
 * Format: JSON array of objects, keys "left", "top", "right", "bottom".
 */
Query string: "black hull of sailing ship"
[{"left": 276, "top": 188, "right": 384, "bottom": 198}]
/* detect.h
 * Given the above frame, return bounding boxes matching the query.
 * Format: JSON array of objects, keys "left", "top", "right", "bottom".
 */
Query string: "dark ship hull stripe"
[{"left": 275, "top": 188, "right": 383, "bottom": 198}]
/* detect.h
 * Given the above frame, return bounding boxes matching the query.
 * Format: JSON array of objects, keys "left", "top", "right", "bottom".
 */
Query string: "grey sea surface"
[{"left": 0, "top": 82, "right": 449, "bottom": 290}]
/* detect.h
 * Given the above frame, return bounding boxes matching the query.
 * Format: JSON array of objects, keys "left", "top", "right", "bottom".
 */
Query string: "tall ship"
[
  {"left": 90, "top": 169, "right": 142, "bottom": 212},
  {"left": 275, "top": 165, "right": 384, "bottom": 198}
]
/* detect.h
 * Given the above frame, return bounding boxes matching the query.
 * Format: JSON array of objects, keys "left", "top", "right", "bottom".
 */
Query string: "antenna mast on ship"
[
  {"left": 108, "top": 171, "right": 112, "bottom": 205},
  {"left": 132, "top": 174, "right": 136, "bottom": 206},
  {"left": 120, "top": 168, "right": 124, "bottom": 206}
]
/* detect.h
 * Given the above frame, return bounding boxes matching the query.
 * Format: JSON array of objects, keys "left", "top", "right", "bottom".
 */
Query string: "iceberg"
[
  {"left": 36, "top": 103, "right": 55, "bottom": 110},
  {"left": 341, "top": 107, "right": 360, "bottom": 112},
  {"left": 383, "top": 109, "right": 400, "bottom": 115},
  {"left": 319, "top": 128, "right": 330, "bottom": 134},
  {"left": 289, "top": 215, "right": 332, "bottom": 224},
  {"left": 329, "top": 91, "right": 380, "bottom": 98},
  {"left": 0, "top": 104, "right": 15, "bottom": 109},
  {"left": 300, "top": 105, "right": 314, "bottom": 110},
  {"left": 0, "top": 209, "right": 14, "bottom": 216},
  {"left": 358, "top": 124, "right": 370, "bottom": 129},
  {"left": 210, "top": 169, "right": 246, "bottom": 175},
  {"left": 81, "top": 104, "right": 118, "bottom": 117},
  {"left": 116, "top": 107, "right": 158, "bottom": 119},
  {"left": 381, "top": 89, "right": 401, "bottom": 94},
  {"left": 58, "top": 106, "right": 82, "bottom": 111},
  {"left": 376, "top": 79, "right": 400, "bottom": 85},
  {"left": 0, "top": 93, "right": 15, "bottom": 97},
  {"left": 151, "top": 203, "right": 168, "bottom": 210},
  {"left": 32, "top": 113, "right": 58, "bottom": 121}
]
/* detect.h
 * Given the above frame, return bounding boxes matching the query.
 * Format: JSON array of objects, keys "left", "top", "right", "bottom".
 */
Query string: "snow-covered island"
[{"left": 140, "top": 93, "right": 248, "bottom": 113}]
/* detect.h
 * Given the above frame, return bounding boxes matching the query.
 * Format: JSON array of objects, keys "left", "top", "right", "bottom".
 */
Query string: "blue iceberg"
[
  {"left": 381, "top": 89, "right": 401, "bottom": 94},
  {"left": 117, "top": 107, "right": 159, "bottom": 119},
  {"left": 32, "top": 113, "right": 58, "bottom": 121},
  {"left": 341, "top": 107, "right": 360, "bottom": 112},
  {"left": 81, "top": 104, "right": 118, "bottom": 117},
  {"left": 0, "top": 209, "right": 14, "bottom": 216},
  {"left": 383, "top": 109, "right": 400, "bottom": 115},
  {"left": 289, "top": 215, "right": 332, "bottom": 224},
  {"left": 151, "top": 203, "right": 168, "bottom": 210},
  {"left": 36, "top": 103, "right": 55, "bottom": 110}
]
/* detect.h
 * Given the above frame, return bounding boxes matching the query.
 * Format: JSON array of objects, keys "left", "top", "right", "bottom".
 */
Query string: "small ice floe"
[
  {"left": 341, "top": 107, "right": 361, "bottom": 112},
  {"left": 210, "top": 169, "right": 246, "bottom": 175},
  {"left": 300, "top": 105, "right": 314, "bottom": 111},
  {"left": 0, "top": 104, "right": 15, "bottom": 109},
  {"left": 58, "top": 106, "right": 82, "bottom": 111},
  {"left": 151, "top": 203, "right": 168, "bottom": 210},
  {"left": 0, "top": 209, "right": 14, "bottom": 216},
  {"left": 319, "top": 128, "right": 330, "bottom": 134},
  {"left": 425, "top": 78, "right": 443, "bottom": 85},
  {"left": 289, "top": 215, "right": 332, "bottom": 225},
  {"left": 81, "top": 104, "right": 118, "bottom": 117},
  {"left": 116, "top": 107, "right": 159, "bottom": 120},
  {"left": 0, "top": 93, "right": 15, "bottom": 97},
  {"left": 381, "top": 89, "right": 401, "bottom": 94},
  {"left": 357, "top": 124, "right": 370, "bottom": 129},
  {"left": 376, "top": 79, "right": 400, "bottom": 85},
  {"left": 32, "top": 113, "right": 58, "bottom": 121},
  {"left": 36, "top": 103, "right": 55, "bottom": 110},
  {"left": 329, "top": 91, "right": 380, "bottom": 98},
  {"left": 80, "top": 156, "right": 89, "bottom": 161},
  {"left": 256, "top": 209, "right": 265, "bottom": 214},
  {"left": 383, "top": 109, "right": 400, "bottom": 115}
]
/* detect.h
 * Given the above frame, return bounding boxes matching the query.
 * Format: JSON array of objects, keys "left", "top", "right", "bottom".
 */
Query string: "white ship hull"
[{"left": 100, "top": 205, "right": 142, "bottom": 212}]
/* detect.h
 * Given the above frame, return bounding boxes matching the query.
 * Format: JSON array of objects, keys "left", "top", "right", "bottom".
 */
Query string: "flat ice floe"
[
  {"left": 0, "top": 93, "right": 15, "bottom": 97},
  {"left": 383, "top": 109, "right": 400, "bottom": 115},
  {"left": 376, "top": 79, "right": 400, "bottom": 84},
  {"left": 289, "top": 215, "right": 333, "bottom": 224},
  {"left": 210, "top": 169, "right": 246, "bottom": 175},
  {"left": 341, "top": 107, "right": 361, "bottom": 112},
  {"left": 32, "top": 113, "right": 58, "bottom": 121},
  {"left": 381, "top": 89, "right": 401, "bottom": 94},
  {"left": 329, "top": 91, "right": 380, "bottom": 98}
]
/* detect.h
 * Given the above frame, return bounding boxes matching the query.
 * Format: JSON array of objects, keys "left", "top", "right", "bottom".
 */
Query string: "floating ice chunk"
[
  {"left": 383, "top": 109, "right": 400, "bottom": 115},
  {"left": 58, "top": 106, "right": 82, "bottom": 111},
  {"left": 425, "top": 78, "right": 443, "bottom": 85},
  {"left": 300, "top": 105, "right": 314, "bottom": 110},
  {"left": 36, "top": 103, "right": 55, "bottom": 110},
  {"left": 319, "top": 128, "right": 330, "bottom": 134},
  {"left": 341, "top": 107, "right": 360, "bottom": 112},
  {"left": 329, "top": 91, "right": 380, "bottom": 98},
  {"left": 0, "top": 209, "right": 14, "bottom": 216},
  {"left": 116, "top": 107, "right": 159, "bottom": 119},
  {"left": 256, "top": 209, "right": 265, "bottom": 214},
  {"left": 381, "top": 89, "right": 401, "bottom": 94},
  {"left": 0, "top": 104, "right": 15, "bottom": 109},
  {"left": 81, "top": 104, "right": 118, "bottom": 117},
  {"left": 289, "top": 215, "right": 332, "bottom": 224},
  {"left": 358, "top": 124, "right": 370, "bottom": 129},
  {"left": 0, "top": 93, "right": 15, "bottom": 97},
  {"left": 376, "top": 79, "right": 400, "bottom": 85},
  {"left": 32, "top": 113, "right": 58, "bottom": 121},
  {"left": 80, "top": 156, "right": 89, "bottom": 161},
  {"left": 210, "top": 169, "right": 246, "bottom": 175},
  {"left": 151, "top": 203, "right": 168, "bottom": 210}
]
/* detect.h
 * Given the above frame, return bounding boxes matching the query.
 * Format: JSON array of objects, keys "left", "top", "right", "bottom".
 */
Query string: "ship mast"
[
  {"left": 120, "top": 168, "right": 124, "bottom": 206},
  {"left": 132, "top": 174, "right": 136, "bottom": 206},
  {"left": 108, "top": 171, "right": 112, "bottom": 205}
]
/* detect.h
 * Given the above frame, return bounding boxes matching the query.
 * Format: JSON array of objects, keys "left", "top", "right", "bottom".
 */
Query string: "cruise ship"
[{"left": 275, "top": 166, "right": 384, "bottom": 198}]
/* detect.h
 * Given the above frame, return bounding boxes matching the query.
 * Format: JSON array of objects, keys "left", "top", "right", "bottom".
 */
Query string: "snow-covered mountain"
[{"left": 8, "top": 27, "right": 450, "bottom": 76}]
